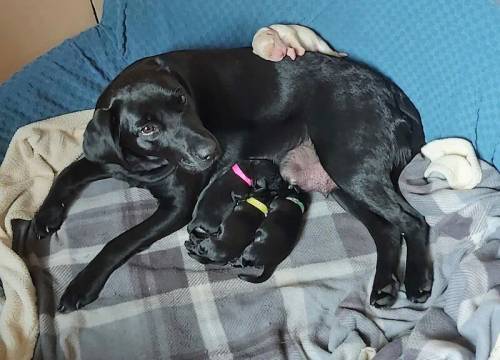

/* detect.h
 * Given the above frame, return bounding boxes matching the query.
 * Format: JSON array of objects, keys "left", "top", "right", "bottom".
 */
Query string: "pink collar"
[{"left": 231, "top": 163, "right": 253, "bottom": 186}]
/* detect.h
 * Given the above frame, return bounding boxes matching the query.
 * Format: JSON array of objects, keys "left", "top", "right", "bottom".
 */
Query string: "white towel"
[{"left": 421, "top": 138, "right": 482, "bottom": 190}]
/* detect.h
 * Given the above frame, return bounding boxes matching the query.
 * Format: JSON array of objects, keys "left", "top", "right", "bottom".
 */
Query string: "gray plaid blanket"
[{"left": 14, "top": 154, "right": 500, "bottom": 360}]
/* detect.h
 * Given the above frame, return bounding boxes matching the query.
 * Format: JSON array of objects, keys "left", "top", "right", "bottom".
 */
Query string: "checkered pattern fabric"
[{"left": 14, "top": 155, "right": 500, "bottom": 359}]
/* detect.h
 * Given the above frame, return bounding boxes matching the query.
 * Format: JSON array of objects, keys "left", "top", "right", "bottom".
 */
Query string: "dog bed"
[{"left": 11, "top": 143, "right": 500, "bottom": 359}]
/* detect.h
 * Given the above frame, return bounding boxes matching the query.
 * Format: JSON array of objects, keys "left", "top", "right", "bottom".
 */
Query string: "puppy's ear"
[
  {"left": 230, "top": 191, "right": 245, "bottom": 202},
  {"left": 83, "top": 107, "right": 122, "bottom": 164}
]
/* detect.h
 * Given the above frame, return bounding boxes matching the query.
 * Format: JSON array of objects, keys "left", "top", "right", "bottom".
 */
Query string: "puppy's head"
[
  {"left": 83, "top": 57, "right": 221, "bottom": 174},
  {"left": 252, "top": 27, "right": 288, "bottom": 62},
  {"left": 245, "top": 159, "right": 285, "bottom": 192}
]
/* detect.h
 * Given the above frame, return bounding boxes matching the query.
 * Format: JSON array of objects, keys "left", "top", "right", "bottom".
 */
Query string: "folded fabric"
[
  {"left": 329, "top": 154, "right": 500, "bottom": 359},
  {"left": 0, "top": 110, "right": 92, "bottom": 360},
  {"left": 421, "top": 138, "right": 482, "bottom": 190}
]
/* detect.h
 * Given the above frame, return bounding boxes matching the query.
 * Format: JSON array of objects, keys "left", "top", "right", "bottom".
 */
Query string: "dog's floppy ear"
[
  {"left": 152, "top": 58, "right": 192, "bottom": 96},
  {"left": 83, "top": 107, "right": 122, "bottom": 164}
]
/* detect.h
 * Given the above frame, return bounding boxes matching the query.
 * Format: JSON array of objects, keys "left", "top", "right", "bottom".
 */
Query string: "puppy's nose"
[{"left": 194, "top": 141, "right": 219, "bottom": 161}]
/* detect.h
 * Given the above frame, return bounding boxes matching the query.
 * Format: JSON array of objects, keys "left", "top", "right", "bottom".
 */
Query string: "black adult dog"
[
  {"left": 32, "top": 48, "right": 432, "bottom": 312},
  {"left": 238, "top": 187, "right": 309, "bottom": 283}
]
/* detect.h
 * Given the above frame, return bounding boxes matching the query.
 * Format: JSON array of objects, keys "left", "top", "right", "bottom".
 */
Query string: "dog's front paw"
[
  {"left": 57, "top": 275, "right": 103, "bottom": 313},
  {"left": 370, "top": 274, "right": 400, "bottom": 308},
  {"left": 32, "top": 202, "right": 66, "bottom": 239}
]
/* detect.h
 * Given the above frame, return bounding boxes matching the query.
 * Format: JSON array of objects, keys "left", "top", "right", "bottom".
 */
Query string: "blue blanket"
[{"left": 1, "top": 0, "right": 499, "bottom": 167}]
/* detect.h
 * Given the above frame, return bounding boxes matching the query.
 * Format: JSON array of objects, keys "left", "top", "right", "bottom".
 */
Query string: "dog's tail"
[
  {"left": 238, "top": 264, "right": 278, "bottom": 284},
  {"left": 390, "top": 83, "right": 425, "bottom": 170}
]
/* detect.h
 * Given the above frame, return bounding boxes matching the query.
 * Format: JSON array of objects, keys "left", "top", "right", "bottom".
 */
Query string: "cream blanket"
[
  {"left": 0, "top": 110, "right": 92, "bottom": 360},
  {"left": 421, "top": 138, "right": 482, "bottom": 190}
]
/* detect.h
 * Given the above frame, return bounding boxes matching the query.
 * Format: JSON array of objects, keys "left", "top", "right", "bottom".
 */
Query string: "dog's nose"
[{"left": 194, "top": 141, "right": 218, "bottom": 161}]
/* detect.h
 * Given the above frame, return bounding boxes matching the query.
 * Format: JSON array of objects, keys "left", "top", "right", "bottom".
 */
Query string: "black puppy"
[
  {"left": 238, "top": 188, "right": 309, "bottom": 283},
  {"left": 186, "top": 188, "right": 277, "bottom": 264},
  {"left": 187, "top": 159, "right": 282, "bottom": 241}
]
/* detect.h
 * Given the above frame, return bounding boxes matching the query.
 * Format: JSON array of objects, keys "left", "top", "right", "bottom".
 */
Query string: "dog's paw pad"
[
  {"left": 406, "top": 279, "right": 432, "bottom": 303},
  {"left": 407, "top": 289, "right": 432, "bottom": 303},
  {"left": 56, "top": 303, "right": 66, "bottom": 313},
  {"left": 32, "top": 204, "right": 65, "bottom": 239},
  {"left": 405, "top": 269, "right": 433, "bottom": 304},
  {"left": 370, "top": 280, "right": 399, "bottom": 308}
]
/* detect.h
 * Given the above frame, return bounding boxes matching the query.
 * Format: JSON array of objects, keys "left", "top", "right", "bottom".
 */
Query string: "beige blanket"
[{"left": 0, "top": 110, "right": 92, "bottom": 360}]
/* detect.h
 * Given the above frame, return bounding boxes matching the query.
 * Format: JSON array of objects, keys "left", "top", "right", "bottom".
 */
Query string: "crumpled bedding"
[
  {"left": 331, "top": 155, "right": 500, "bottom": 360},
  {"left": 1, "top": 0, "right": 499, "bottom": 167},
  {"left": 12, "top": 153, "right": 500, "bottom": 359},
  {"left": 0, "top": 110, "right": 93, "bottom": 360}
]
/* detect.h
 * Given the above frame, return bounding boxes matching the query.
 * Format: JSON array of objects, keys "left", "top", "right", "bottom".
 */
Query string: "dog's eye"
[{"left": 140, "top": 124, "right": 159, "bottom": 136}]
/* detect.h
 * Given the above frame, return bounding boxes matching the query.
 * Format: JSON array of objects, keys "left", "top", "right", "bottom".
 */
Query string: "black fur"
[
  {"left": 187, "top": 159, "right": 282, "bottom": 242},
  {"left": 32, "top": 48, "right": 432, "bottom": 312},
  {"left": 186, "top": 188, "right": 277, "bottom": 265},
  {"left": 238, "top": 188, "right": 309, "bottom": 283}
]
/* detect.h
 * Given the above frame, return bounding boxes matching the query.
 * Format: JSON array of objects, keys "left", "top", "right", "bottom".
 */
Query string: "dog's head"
[{"left": 83, "top": 56, "right": 221, "bottom": 175}]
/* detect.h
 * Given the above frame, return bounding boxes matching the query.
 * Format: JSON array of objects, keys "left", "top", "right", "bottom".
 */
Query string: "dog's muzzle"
[{"left": 180, "top": 138, "right": 221, "bottom": 172}]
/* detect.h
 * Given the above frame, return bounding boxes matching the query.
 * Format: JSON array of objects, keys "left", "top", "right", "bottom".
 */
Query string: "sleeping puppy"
[
  {"left": 185, "top": 186, "right": 280, "bottom": 265},
  {"left": 252, "top": 24, "right": 347, "bottom": 61},
  {"left": 238, "top": 188, "right": 309, "bottom": 283},
  {"left": 187, "top": 159, "right": 282, "bottom": 242}
]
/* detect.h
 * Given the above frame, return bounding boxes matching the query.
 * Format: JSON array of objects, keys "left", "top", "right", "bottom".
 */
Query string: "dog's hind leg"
[
  {"left": 387, "top": 192, "right": 433, "bottom": 303},
  {"left": 332, "top": 188, "right": 402, "bottom": 307},
  {"left": 361, "top": 180, "right": 432, "bottom": 304},
  {"left": 334, "top": 178, "right": 433, "bottom": 305}
]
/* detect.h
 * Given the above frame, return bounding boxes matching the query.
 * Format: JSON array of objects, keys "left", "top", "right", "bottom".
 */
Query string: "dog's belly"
[{"left": 279, "top": 137, "right": 336, "bottom": 195}]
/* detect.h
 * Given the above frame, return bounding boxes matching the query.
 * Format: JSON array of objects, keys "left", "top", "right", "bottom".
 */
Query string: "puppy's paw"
[
  {"left": 405, "top": 265, "right": 433, "bottom": 303},
  {"left": 370, "top": 275, "right": 399, "bottom": 308},
  {"left": 32, "top": 202, "right": 66, "bottom": 239}
]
